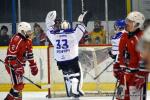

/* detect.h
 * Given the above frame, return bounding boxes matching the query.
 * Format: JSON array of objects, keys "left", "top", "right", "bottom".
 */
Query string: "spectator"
[
  {"left": 32, "top": 23, "right": 47, "bottom": 45},
  {"left": 0, "top": 25, "right": 10, "bottom": 46},
  {"left": 89, "top": 20, "right": 106, "bottom": 44}
]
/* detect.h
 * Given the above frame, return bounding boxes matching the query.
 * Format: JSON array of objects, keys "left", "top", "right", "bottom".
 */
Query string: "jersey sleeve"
[
  {"left": 74, "top": 24, "right": 86, "bottom": 42},
  {"left": 118, "top": 32, "right": 128, "bottom": 68},
  {"left": 6, "top": 35, "right": 22, "bottom": 66},
  {"left": 7, "top": 35, "right": 21, "bottom": 58},
  {"left": 26, "top": 39, "right": 37, "bottom": 66}
]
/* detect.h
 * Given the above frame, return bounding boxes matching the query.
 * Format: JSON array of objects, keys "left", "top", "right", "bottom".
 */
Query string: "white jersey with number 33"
[{"left": 47, "top": 24, "right": 86, "bottom": 61}]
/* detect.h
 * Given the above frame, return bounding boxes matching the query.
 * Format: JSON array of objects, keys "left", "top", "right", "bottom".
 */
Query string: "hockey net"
[{"left": 49, "top": 45, "right": 117, "bottom": 97}]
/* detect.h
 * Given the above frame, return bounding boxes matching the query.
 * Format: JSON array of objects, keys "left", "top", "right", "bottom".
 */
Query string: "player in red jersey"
[
  {"left": 117, "top": 11, "right": 147, "bottom": 100},
  {"left": 4, "top": 22, "right": 38, "bottom": 100}
]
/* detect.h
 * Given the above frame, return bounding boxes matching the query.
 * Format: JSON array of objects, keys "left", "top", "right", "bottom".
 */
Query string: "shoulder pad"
[{"left": 10, "top": 34, "right": 22, "bottom": 44}]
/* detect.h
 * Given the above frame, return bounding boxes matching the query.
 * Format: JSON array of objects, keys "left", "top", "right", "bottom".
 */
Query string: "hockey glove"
[
  {"left": 45, "top": 11, "right": 57, "bottom": 28},
  {"left": 113, "top": 63, "right": 124, "bottom": 80},
  {"left": 78, "top": 11, "right": 92, "bottom": 26},
  {"left": 114, "top": 69, "right": 124, "bottom": 81},
  {"left": 5, "top": 58, "right": 24, "bottom": 76},
  {"left": 135, "top": 76, "right": 145, "bottom": 89},
  {"left": 29, "top": 62, "right": 38, "bottom": 76},
  {"left": 14, "top": 66, "right": 24, "bottom": 76},
  {"left": 108, "top": 50, "right": 117, "bottom": 59}
]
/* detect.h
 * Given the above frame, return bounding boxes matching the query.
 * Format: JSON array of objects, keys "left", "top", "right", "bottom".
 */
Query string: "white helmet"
[
  {"left": 17, "top": 22, "right": 31, "bottom": 37},
  {"left": 126, "top": 11, "right": 145, "bottom": 29},
  {"left": 61, "top": 20, "right": 70, "bottom": 30}
]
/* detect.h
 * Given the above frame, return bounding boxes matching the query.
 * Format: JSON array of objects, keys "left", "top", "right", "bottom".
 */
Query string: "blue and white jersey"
[
  {"left": 47, "top": 24, "right": 86, "bottom": 61},
  {"left": 111, "top": 30, "right": 126, "bottom": 55}
]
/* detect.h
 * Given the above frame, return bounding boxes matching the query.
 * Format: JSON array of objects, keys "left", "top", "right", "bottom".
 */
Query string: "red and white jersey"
[
  {"left": 5, "top": 33, "right": 35, "bottom": 65},
  {"left": 47, "top": 24, "right": 86, "bottom": 61},
  {"left": 119, "top": 29, "right": 143, "bottom": 69}
]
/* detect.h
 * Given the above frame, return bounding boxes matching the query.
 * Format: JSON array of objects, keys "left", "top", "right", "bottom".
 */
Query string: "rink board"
[{"left": 0, "top": 46, "right": 150, "bottom": 92}]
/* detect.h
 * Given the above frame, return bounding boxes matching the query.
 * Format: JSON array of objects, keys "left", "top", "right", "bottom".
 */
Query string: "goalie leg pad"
[
  {"left": 78, "top": 62, "right": 84, "bottom": 96},
  {"left": 71, "top": 78, "right": 79, "bottom": 94},
  {"left": 63, "top": 73, "right": 72, "bottom": 97}
]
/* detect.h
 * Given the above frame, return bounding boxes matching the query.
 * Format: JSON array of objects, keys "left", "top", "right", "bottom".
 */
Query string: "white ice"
[{"left": 0, "top": 91, "right": 150, "bottom": 100}]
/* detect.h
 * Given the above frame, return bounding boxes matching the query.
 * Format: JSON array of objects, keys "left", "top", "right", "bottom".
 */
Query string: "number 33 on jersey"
[{"left": 47, "top": 24, "right": 86, "bottom": 61}]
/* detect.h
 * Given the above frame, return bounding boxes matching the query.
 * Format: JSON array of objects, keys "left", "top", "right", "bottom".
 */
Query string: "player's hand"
[
  {"left": 30, "top": 63, "right": 38, "bottom": 76},
  {"left": 78, "top": 11, "right": 88, "bottom": 22},
  {"left": 113, "top": 64, "right": 124, "bottom": 80},
  {"left": 135, "top": 77, "right": 145, "bottom": 89},
  {"left": 14, "top": 66, "right": 24, "bottom": 76},
  {"left": 114, "top": 70, "right": 124, "bottom": 80},
  {"left": 45, "top": 11, "right": 56, "bottom": 28}
]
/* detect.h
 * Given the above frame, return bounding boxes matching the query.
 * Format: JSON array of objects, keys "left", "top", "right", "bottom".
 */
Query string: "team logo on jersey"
[{"left": 11, "top": 45, "right": 16, "bottom": 51}]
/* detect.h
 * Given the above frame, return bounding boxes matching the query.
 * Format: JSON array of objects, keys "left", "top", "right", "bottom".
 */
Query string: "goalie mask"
[
  {"left": 17, "top": 22, "right": 31, "bottom": 38},
  {"left": 61, "top": 20, "right": 70, "bottom": 30}
]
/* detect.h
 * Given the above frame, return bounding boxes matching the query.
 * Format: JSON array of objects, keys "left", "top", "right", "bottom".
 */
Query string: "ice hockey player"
[
  {"left": 109, "top": 19, "right": 126, "bottom": 96},
  {"left": 4, "top": 22, "right": 38, "bottom": 100},
  {"left": 45, "top": 11, "right": 92, "bottom": 98},
  {"left": 118, "top": 11, "right": 147, "bottom": 100}
]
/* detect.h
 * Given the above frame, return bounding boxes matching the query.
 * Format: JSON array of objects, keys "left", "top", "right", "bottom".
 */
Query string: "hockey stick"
[
  {"left": 94, "top": 61, "right": 113, "bottom": 80},
  {"left": 81, "top": 0, "right": 85, "bottom": 13},
  {"left": 0, "top": 59, "right": 50, "bottom": 89},
  {"left": 112, "top": 79, "right": 119, "bottom": 100}
]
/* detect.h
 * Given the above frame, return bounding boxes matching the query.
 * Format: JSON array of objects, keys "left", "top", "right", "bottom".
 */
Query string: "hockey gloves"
[
  {"left": 113, "top": 63, "right": 124, "bottom": 81},
  {"left": 45, "top": 11, "right": 57, "bottom": 28},
  {"left": 78, "top": 11, "right": 92, "bottom": 26},
  {"left": 135, "top": 77, "right": 145, "bottom": 89},
  {"left": 29, "top": 62, "right": 38, "bottom": 76},
  {"left": 14, "top": 66, "right": 24, "bottom": 76}
]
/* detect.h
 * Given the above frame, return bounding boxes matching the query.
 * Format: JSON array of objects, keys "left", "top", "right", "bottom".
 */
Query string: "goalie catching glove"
[
  {"left": 78, "top": 11, "right": 92, "bottom": 26},
  {"left": 45, "top": 10, "right": 57, "bottom": 28}
]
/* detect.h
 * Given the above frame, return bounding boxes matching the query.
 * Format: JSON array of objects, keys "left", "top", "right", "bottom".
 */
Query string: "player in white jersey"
[
  {"left": 109, "top": 19, "right": 126, "bottom": 61},
  {"left": 109, "top": 19, "right": 126, "bottom": 100},
  {"left": 45, "top": 11, "right": 92, "bottom": 98}
]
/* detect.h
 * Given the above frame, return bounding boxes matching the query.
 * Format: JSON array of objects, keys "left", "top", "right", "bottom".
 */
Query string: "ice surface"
[{"left": 0, "top": 91, "right": 150, "bottom": 100}]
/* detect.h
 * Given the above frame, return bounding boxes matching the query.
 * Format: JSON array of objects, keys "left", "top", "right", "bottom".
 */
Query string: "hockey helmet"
[
  {"left": 114, "top": 19, "right": 126, "bottom": 30},
  {"left": 61, "top": 20, "right": 70, "bottom": 30},
  {"left": 126, "top": 11, "right": 145, "bottom": 30},
  {"left": 17, "top": 22, "right": 31, "bottom": 38}
]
